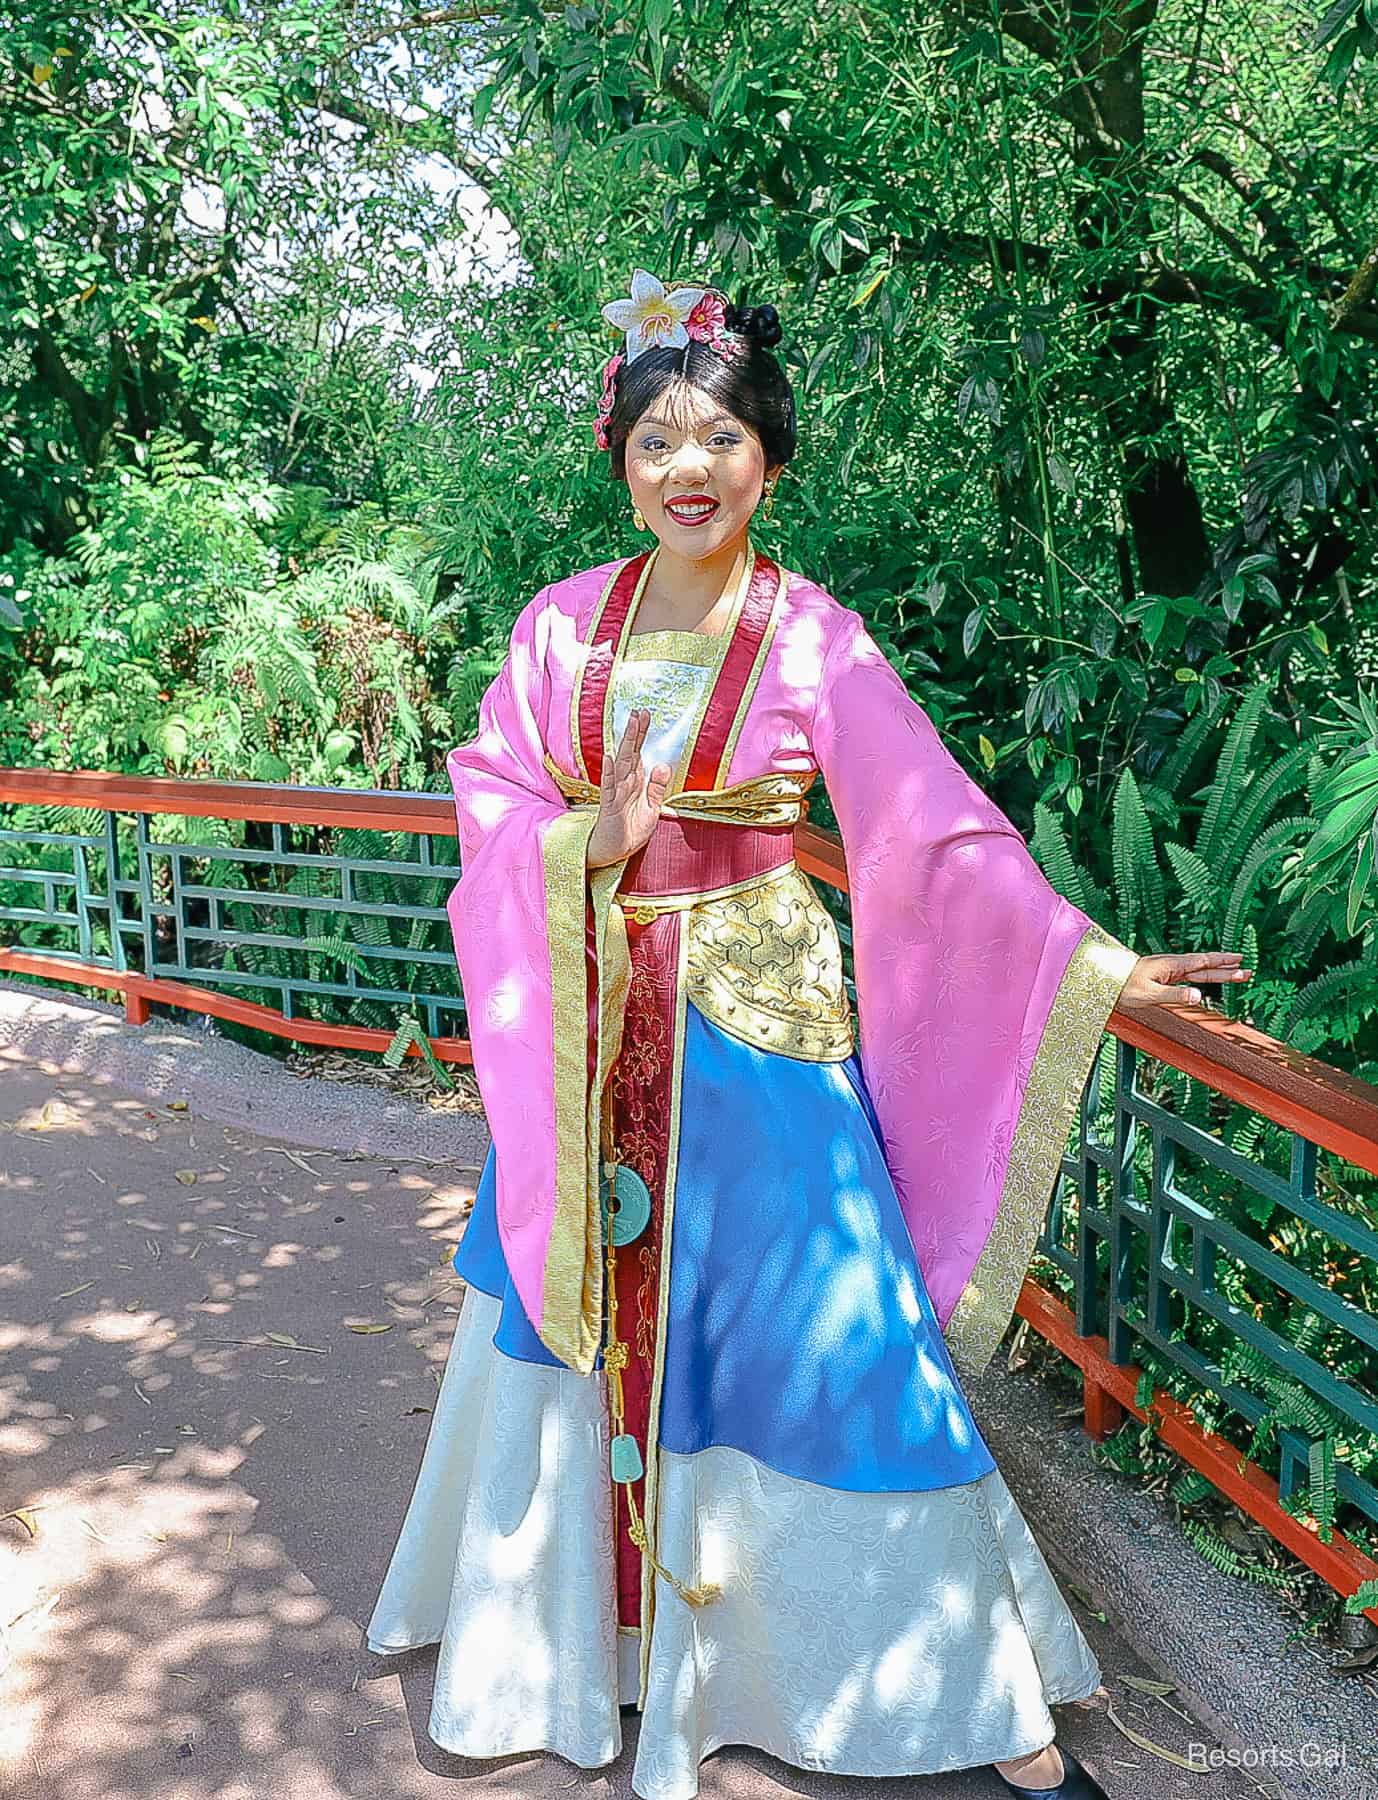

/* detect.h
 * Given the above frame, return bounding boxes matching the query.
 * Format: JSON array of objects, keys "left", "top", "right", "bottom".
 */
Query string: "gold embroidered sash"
[{"left": 543, "top": 751, "right": 854, "bottom": 1061}]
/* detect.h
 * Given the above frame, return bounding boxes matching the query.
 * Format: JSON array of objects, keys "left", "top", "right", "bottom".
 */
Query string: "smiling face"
[{"left": 624, "top": 378, "right": 780, "bottom": 556}]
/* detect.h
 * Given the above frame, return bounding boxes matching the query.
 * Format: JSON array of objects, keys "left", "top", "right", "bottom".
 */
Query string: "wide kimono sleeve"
[
  {"left": 809, "top": 609, "right": 1139, "bottom": 1380},
  {"left": 445, "top": 589, "right": 632, "bottom": 1376}
]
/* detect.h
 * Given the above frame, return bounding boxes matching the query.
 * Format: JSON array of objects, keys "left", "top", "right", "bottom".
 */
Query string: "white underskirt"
[{"left": 366, "top": 1287, "right": 1101, "bottom": 1800}]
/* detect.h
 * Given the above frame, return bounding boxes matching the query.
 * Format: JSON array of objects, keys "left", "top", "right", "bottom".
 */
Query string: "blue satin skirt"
[{"left": 454, "top": 997, "right": 997, "bottom": 1494}]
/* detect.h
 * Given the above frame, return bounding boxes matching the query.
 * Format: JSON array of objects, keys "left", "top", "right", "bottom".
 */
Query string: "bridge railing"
[{"left": 2, "top": 765, "right": 1375, "bottom": 1624}]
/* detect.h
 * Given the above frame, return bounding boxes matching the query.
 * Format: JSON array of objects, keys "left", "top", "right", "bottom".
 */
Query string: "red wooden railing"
[{"left": 2, "top": 765, "right": 1376, "bottom": 1623}]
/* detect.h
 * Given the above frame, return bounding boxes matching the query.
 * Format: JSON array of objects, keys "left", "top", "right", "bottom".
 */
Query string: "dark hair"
[{"left": 604, "top": 300, "right": 796, "bottom": 481}]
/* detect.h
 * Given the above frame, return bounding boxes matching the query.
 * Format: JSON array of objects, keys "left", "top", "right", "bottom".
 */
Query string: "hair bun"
[{"left": 725, "top": 300, "right": 783, "bottom": 349}]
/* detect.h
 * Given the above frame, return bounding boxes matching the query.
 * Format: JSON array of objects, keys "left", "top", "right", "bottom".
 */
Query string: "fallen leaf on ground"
[
  {"left": 3, "top": 1593, "right": 60, "bottom": 1641},
  {"left": 21, "top": 1099, "right": 81, "bottom": 1131},
  {"left": 347, "top": 1323, "right": 394, "bottom": 1334},
  {"left": 175, "top": 1169, "right": 198, "bottom": 1184},
  {"left": 265, "top": 1146, "right": 324, "bottom": 1174},
  {"left": 1105, "top": 1699, "right": 1207, "bottom": 1771},
  {"left": 1, "top": 1509, "right": 40, "bottom": 1539},
  {"left": 206, "top": 1334, "right": 328, "bottom": 1353}
]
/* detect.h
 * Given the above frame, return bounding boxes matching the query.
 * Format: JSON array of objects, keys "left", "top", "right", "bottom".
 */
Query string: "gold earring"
[
  {"left": 632, "top": 505, "right": 647, "bottom": 530},
  {"left": 761, "top": 476, "right": 779, "bottom": 522}
]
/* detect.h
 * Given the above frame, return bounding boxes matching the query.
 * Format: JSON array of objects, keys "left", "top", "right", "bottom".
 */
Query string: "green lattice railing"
[{"left": 2, "top": 764, "right": 1376, "bottom": 1622}]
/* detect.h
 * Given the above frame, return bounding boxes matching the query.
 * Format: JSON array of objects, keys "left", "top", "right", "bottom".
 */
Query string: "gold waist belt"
[{"left": 543, "top": 751, "right": 854, "bottom": 1062}]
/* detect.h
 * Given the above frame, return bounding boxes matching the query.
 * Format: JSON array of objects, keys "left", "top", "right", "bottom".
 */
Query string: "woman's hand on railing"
[
  {"left": 1117, "top": 951, "right": 1252, "bottom": 1007},
  {"left": 587, "top": 708, "right": 673, "bottom": 871}
]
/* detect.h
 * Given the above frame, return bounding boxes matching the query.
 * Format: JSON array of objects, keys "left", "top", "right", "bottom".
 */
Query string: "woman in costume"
[{"left": 366, "top": 270, "right": 1251, "bottom": 1800}]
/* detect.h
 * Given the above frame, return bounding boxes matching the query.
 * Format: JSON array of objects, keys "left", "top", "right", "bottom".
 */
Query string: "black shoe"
[{"left": 993, "top": 1746, "right": 1109, "bottom": 1800}]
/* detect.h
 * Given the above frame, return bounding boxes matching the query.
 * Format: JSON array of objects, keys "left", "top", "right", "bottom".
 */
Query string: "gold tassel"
[{"left": 602, "top": 1090, "right": 721, "bottom": 1609}]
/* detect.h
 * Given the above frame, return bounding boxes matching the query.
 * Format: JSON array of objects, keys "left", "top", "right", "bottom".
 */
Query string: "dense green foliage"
[
  {"left": 2, "top": 0, "right": 1376, "bottom": 1020},
  {"left": 4, "top": 0, "right": 1377, "bottom": 1037}
]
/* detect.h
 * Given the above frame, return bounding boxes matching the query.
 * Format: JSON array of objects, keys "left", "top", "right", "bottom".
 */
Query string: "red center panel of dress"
[{"left": 607, "top": 909, "right": 680, "bottom": 1627}]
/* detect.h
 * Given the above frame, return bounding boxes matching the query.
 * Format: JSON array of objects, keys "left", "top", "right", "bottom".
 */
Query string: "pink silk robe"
[{"left": 445, "top": 549, "right": 1138, "bottom": 1382}]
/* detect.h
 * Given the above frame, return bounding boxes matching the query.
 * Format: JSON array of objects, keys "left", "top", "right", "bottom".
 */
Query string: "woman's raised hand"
[{"left": 586, "top": 708, "right": 673, "bottom": 870}]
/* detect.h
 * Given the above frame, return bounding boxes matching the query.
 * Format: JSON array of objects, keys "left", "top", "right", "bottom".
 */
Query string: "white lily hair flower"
[{"left": 601, "top": 269, "right": 709, "bottom": 364}]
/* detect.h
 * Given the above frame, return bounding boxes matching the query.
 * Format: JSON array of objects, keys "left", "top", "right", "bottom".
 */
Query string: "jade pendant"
[
  {"left": 611, "top": 1433, "right": 645, "bottom": 1484},
  {"left": 600, "top": 1161, "right": 652, "bottom": 1245}
]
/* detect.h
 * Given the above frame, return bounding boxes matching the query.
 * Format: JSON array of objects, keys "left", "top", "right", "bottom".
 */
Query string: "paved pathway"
[{"left": 0, "top": 986, "right": 1316, "bottom": 1800}]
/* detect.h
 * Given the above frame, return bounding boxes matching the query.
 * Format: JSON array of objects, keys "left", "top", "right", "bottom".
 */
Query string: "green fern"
[
  {"left": 1282, "top": 956, "right": 1378, "bottom": 1034},
  {"left": 301, "top": 932, "right": 372, "bottom": 978},
  {"left": 1197, "top": 683, "right": 1271, "bottom": 868},
  {"left": 1217, "top": 742, "right": 1312, "bottom": 873},
  {"left": 1217, "top": 1310, "right": 1353, "bottom": 1544},
  {"left": 144, "top": 430, "right": 209, "bottom": 484},
  {"left": 1223, "top": 1107, "right": 1269, "bottom": 1167},
  {"left": 383, "top": 1012, "right": 455, "bottom": 1089},
  {"left": 1182, "top": 1518, "right": 1298, "bottom": 1588},
  {"left": 1155, "top": 705, "right": 1220, "bottom": 802},
  {"left": 1031, "top": 799, "right": 1091, "bottom": 908},
  {"left": 1111, "top": 768, "right": 1165, "bottom": 945},
  {"left": 1221, "top": 817, "right": 1309, "bottom": 951},
  {"left": 1308, "top": 1434, "right": 1338, "bottom": 1539},
  {"left": 1170, "top": 1470, "right": 1217, "bottom": 1506},
  {"left": 1161, "top": 840, "right": 1218, "bottom": 910},
  {"left": 1290, "top": 1309, "right": 1328, "bottom": 1357}
]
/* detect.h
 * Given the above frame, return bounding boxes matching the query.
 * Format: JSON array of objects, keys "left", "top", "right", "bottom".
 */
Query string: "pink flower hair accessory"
[{"left": 593, "top": 350, "right": 624, "bottom": 450}]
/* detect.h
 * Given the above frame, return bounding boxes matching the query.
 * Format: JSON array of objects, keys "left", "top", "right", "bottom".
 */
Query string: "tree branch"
[
  {"left": 1332, "top": 237, "right": 1378, "bottom": 333},
  {"left": 333, "top": 3, "right": 564, "bottom": 60},
  {"left": 1189, "top": 148, "right": 1305, "bottom": 266},
  {"left": 33, "top": 325, "right": 106, "bottom": 465},
  {"left": 315, "top": 88, "right": 509, "bottom": 204}
]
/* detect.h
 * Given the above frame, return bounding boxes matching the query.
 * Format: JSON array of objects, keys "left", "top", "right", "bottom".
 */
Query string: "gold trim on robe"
[
  {"left": 942, "top": 918, "right": 1139, "bottom": 1381},
  {"left": 540, "top": 549, "right": 799, "bottom": 1376},
  {"left": 621, "top": 630, "right": 724, "bottom": 667},
  {"left": 539, "top": 809, "right": 633, "bottom": 1373}
]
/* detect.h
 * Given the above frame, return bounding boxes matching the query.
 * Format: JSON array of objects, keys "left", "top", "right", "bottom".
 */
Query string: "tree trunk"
[{"left": 1067, "top": 5, "right": 1209, "bottom": 596}]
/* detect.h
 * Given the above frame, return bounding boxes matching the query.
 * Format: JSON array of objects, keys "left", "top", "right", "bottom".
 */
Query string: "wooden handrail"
[
  {"left": 0, "top": 769, "right": 863, "bottom": 880},
  {"left": 0, "top": 766, "right": 457, "bottom": 835}
]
